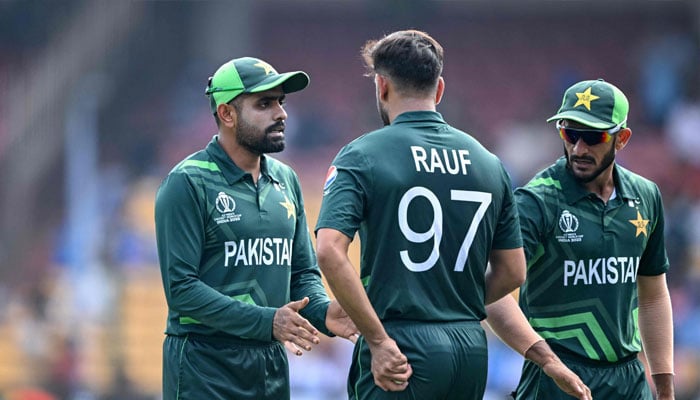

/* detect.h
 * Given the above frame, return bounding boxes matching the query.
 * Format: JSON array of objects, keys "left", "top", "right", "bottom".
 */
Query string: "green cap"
[
  {"left": 547, "top": 79, "right": 629, "bottom": 129},
  {"left": 205, "top": 57, "right": 309, "bottom": 114}
]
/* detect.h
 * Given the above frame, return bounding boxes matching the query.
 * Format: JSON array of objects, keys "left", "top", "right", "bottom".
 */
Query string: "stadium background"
[{"left": 1, "top": 1, "right": 699, "bottom": 399}]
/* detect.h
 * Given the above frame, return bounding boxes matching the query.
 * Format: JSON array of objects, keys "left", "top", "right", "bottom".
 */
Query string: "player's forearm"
[
  {"left": 485, "top": 248, "right": 526, "bottom": 304},
  {"left": 316, "top": 230, "right": 389, "bottom": 345},
  {"left": 637, "top": 275, "right": 674, "bottom": 375},
  {"left": 651, "top": 373, "right": 674, "bottom": 399},
  {"left": 291, "top": 219, "right": 334, "bottom": 334},
  {"left": 485, "top": 293, "right": 541, "bottom": 355},
  {"left": 523, "top": 340, "right": 561, "bottom": 368},
  {"left": 638, "top": 298, "right": 674, "bottom": 374},
  {"left": 290, "top": 265, "right": 332, "bottom": 335},
  {"left": 319, "top": 256, "right": 387, "bottom": 344}
]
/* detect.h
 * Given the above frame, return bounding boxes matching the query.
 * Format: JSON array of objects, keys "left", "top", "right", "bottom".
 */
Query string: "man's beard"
[
  {"left": 378, "top": 98, "right": 390, "bottom": 126},
  {"left": 236, "top": 116, "right": 285, "bottom": 155},
  {"left": 564, "top": 142, "right": 616, "bottom": 183}
]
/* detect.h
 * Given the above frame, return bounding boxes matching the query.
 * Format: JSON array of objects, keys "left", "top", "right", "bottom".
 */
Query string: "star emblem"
[
  {"left": 573, "top": 87, "right": 600, "bottom": 111},
  {"left": 254, "top": 61, "right": 275, "bottom": 75},
  {"left": 279, "top": 195, "right": 295, "bottom": 220},
  {"left": 628, "top": 210, "right": 649, "bottom": 237}
]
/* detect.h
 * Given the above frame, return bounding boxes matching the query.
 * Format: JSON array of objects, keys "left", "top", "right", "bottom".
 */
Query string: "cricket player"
[
  {"left": 155, "top": 56, "right": 357, "bottom": 400},
  {"left": 315, "top": 30, "right": 589, "bottom": 400}
]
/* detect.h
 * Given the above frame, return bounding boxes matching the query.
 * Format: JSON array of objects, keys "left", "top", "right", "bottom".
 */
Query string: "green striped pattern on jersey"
[
  {"left": 156, "top": 136, "right": 330, "bottom": 341},
  {"left": 516, "top": 157, "right": 668, "bottom": 362}
]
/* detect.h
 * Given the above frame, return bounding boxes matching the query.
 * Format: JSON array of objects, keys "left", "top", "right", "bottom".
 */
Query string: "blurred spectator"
[
  {"left": 106, "top": 177, "right": 160, "bottom": 271},
  {"left": 665, "top": 73, "right": 700, "bottom": 168},
  {"left": 639, "top": 32, "right": 696, "bottom": 126}
]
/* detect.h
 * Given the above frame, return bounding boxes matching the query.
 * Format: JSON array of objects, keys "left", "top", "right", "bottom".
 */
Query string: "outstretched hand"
[
  {"left": 325, "top": 300, "right": 360, "bottom": 343},
  {"left": 273, "top": 297, "right": 321, "bottom": 356}
]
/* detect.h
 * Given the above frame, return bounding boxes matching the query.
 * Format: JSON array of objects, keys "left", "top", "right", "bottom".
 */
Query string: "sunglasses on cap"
[{"left": 556, "top": 119, "right": 625, "bottom": 146}]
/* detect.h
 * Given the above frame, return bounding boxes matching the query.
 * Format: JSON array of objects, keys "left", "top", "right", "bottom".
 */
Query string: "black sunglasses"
[{"left": 556, "top": 120, "right": 624, "bottom": 146}]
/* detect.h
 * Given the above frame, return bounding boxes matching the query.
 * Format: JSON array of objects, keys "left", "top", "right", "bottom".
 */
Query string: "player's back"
[{"left": 342, "top": 111, "right": 519, "bottom": 322}]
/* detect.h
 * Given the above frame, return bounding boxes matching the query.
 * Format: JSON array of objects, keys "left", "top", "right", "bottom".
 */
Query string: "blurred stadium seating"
[{"left": 1, "top": 1, "right": 699, "bottom": 399}]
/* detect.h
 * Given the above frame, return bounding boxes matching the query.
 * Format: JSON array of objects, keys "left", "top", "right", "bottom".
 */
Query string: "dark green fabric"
[
  {"left": 156, "top": 136, "right": 331, "bottom": 399},
  {"left": 514, "top": 355, "right": 652, "bottom": 399},
  {"left": 515, "top": 157, "right": 669, "bottom": 363},
  {"left": 163, "top": 335, "right": 289, "bottom": 400},
  {"left": 155, "top": 136, "right": 330, "bottom": 341},
  {"left": 316, "top": 111, "right": 522, "bottom": 323},
  {"left": 348, "top": 321, "right": 487, "bottom": 400}
]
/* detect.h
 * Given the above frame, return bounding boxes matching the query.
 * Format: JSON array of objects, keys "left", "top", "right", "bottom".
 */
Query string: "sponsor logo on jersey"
[
  {"left": 563, "top": 256, "right": 640, "bottom": 286},
  {"left": 556, "top": 210, "right": 583, "bottom": 243},
  {"left": 215, "top": 191, "right": 241, "bottom": 224},
  {"left": 224, "top": 238, "right": 293, "bottom": 267},
  {"left": 323, "top": 165, "right": 338, "bottom": 195}
]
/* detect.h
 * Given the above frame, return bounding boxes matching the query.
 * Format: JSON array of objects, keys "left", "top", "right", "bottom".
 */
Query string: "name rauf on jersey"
[
  {"left": 411, "top": 146, "right": 471, "bottom": 175},
  {"left": 563, "top": 257, "right": 640, "bottom": 286},
  {"left": 223, "top": 238, "right": 293, "bottom": 267}
]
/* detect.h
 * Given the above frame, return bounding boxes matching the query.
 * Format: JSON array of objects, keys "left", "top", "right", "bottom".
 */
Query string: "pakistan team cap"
[
  {"left": 205, "top": 57, "right": 310, "bottom": 114},
  {"left": 547, "top": 79, "right": 629, "bottom": 130}
]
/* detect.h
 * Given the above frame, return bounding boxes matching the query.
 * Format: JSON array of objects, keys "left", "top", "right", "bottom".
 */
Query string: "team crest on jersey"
[
  {"left": 555, "top": 210, "right": 584, "bottom": 243},
  {"left": 214, "top": 191, "right": 241, "bottom": 224},
  {"left": 323, "top": 166, "right": 338, "bottom": 196},
  {"left": 279, "top": 194, "right": 296, "bottom": 220},
  {"left": 628, "top": 210, "right": 649, "bottom": 238}
]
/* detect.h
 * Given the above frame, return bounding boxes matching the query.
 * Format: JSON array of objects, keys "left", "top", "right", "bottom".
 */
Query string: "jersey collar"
[
  {"left": 558, "top": 157, "right": 640, "bottom": 204},
  {"left": 391, "top": 110, "right": 446, "bottom": 125},
  {"left": 611, "top": 164, "right": 642, "bottom": 204},
  {"left": 205, "top": 135, "right": 282, "bottom": 186}
]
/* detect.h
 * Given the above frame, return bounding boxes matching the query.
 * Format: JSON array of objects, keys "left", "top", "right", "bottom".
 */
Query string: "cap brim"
[
  {"left": 248, "top": 71, "right": 309, "bottom": 95},
  {"left": 546, "top": 110, "right": 617, "bottom": 130}
]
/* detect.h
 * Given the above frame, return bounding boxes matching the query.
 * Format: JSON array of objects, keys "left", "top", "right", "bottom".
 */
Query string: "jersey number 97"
[{"left": 398, "top": 186, "right": 492, "bottom": 272}]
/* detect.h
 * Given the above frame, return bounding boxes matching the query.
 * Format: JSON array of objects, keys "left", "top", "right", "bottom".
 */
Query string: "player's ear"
[
  {"left": 375, "top": 74, "right": 389, "bottom": 102},
  {"left": 615, "top": 128, "right": 631, "bottom": 151},
  {"left": 217, "top": 103, "right": 237, "bottom": 128},
  {"left": 435, "top": 77, "right": 445, "bottom": 105}
]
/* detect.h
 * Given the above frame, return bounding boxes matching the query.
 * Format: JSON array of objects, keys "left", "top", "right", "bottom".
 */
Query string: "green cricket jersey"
[
  {"left": 155, "top": 136, "right": 330, "bottom": 342},
  {"left": 315, "top": 111, "right": 522, "bottom": 322},
  {"left": 515, "top": 156, "right": 669, "bottom": 362}
]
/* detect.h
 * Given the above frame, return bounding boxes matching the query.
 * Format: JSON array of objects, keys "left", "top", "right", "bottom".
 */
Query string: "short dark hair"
[{"left": 361, "top": 29, "right": 444, "bottom": 95}]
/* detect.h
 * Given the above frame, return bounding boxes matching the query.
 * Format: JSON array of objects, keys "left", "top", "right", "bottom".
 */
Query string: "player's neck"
[
  {"left": 386, "top": 98, "right": 436, "bottom": 123},
  {"left": 219, "top": 134, "right": 262, "bottom": 183},
  {"left": 582, "top": 166, "right": 615, "bottom": 203}
]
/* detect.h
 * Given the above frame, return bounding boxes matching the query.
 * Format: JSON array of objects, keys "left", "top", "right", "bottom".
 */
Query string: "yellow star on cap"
[
  {"left": 279, "top": 195, "right": 295, "bottom": 220},
  {"left": 629, "top": 210, "right": 649, "bottom": 237},
  {"left": 254, "top": 61, "right": 275, "bottom": 75},
  {"left": 573, "top": 87, "right": 600, "bottom": 111}
]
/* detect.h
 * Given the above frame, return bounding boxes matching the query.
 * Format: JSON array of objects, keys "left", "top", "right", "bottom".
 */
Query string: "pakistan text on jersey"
[
  {"left": 563, "top": 257, "right": 640, "bottom": 286},
  {"left": 224, "top": 238, "right": 293, "bottom": 267},
  {"left": 411, "top": 146, "right": 471, "bottom": 175}
]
